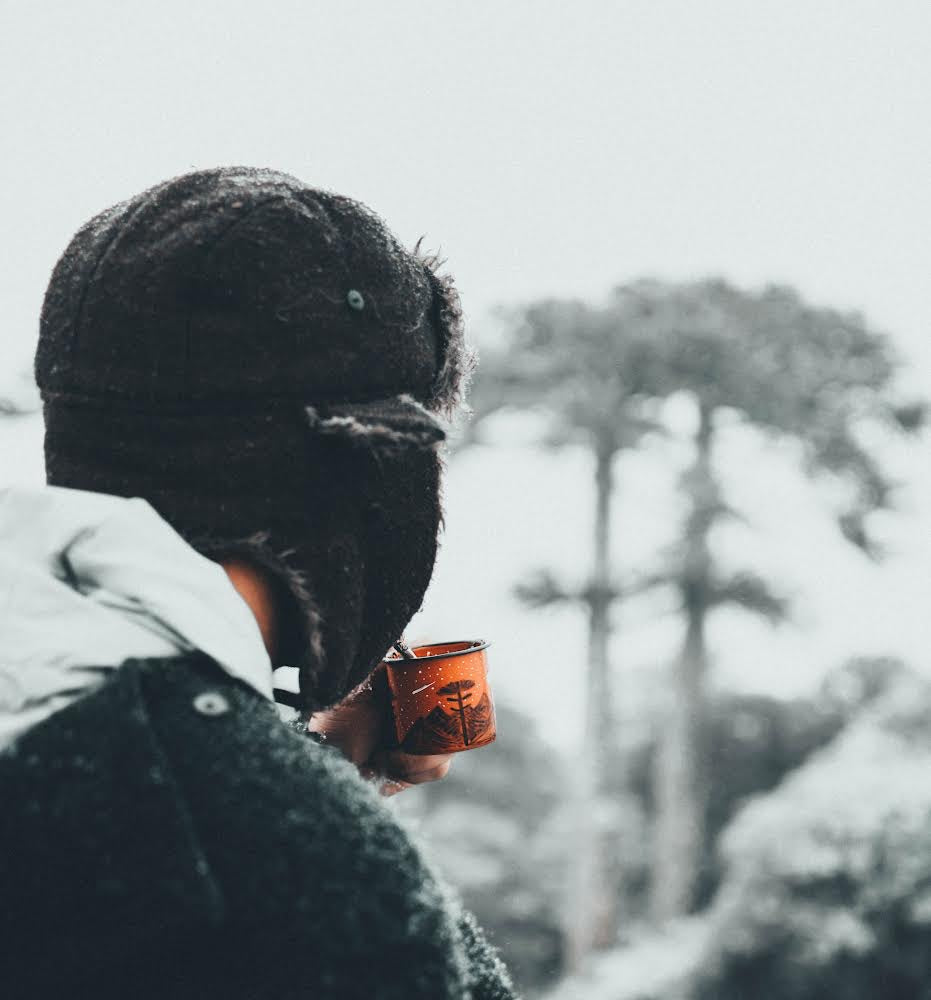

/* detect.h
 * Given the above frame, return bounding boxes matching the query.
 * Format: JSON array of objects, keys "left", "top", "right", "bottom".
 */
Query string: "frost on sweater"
[{"left": 0, "top": 653, "right": 518, "bottom": 1000}]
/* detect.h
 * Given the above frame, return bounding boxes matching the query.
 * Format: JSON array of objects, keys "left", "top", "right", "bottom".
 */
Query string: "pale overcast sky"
[{"left": 2, "top": 1, "right": 929, "bottom": 747}]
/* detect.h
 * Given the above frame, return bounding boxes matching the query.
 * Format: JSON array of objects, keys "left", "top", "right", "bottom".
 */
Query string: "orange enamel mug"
[{"left": 382, "top": 640, "right": 496, "bottom": 755}]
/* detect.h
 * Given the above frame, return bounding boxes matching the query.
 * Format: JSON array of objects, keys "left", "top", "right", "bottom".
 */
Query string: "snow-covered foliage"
[
  {"left": 543, "top": 917, "right": 711, "bottom": 1000},
  {"left": 542, "top": 667, "right": 931, "bottom": 1000},
  {"left": 688, "top": 670, "right": 931, "bottom": 1000}
]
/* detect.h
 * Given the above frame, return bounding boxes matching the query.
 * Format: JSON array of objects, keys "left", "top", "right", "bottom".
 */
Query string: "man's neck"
[{"left": 221, "top": 559, "right": 279, "bottom": 661}]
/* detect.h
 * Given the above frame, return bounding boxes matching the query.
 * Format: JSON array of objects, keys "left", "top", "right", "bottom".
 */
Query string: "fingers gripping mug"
[{"left": 382, "top": 641, "right": 496, "bottom": 755}]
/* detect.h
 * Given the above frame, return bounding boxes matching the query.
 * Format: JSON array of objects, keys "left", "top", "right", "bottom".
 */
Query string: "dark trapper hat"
[{"left": 36, "top": 166, "right": 472, "bottom": 711}]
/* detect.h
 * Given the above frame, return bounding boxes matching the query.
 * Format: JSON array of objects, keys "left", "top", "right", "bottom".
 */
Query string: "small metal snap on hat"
[
  {"left": 193, "top": 691, "right": 230, "bottom": 717},
  {"left": 346, "top": 289, "right": 365, "bottom": 311}
]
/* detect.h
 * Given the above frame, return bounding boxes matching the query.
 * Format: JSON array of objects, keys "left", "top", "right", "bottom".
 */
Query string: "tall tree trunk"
[
  {"left": 650, "top": 402, "right": 714, "bottom": 921},
  {"left": 564, "top": 437, "right": 620, "bottom": 970}
]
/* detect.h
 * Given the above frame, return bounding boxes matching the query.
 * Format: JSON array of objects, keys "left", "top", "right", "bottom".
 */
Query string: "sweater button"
[{"left": 193, "top": 691, "right": 231, "bottom": 717}]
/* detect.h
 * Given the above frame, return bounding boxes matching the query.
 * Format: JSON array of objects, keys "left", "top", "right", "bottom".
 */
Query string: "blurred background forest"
[{"left": 2, "top": 2, "right": 931, "bottom": 997}]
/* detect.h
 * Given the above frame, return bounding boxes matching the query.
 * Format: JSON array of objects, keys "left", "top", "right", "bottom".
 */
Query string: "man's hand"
[{"left": 307, "top": 665, "right": 453, "bottom": 797}]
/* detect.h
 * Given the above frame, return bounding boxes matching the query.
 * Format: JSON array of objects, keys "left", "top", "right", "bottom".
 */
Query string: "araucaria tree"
[
  {"left": 466, "top": 298, "right": 666, "bottom": 970},
  {"left": 614, "top": 278, "right": 924, "bottom": 920},
  {"left": 467, "top": 278, "right": 923, "bottom": 960}
]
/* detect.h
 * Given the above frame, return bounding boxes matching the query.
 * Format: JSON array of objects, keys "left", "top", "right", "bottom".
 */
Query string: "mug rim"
[{"left": 384, "top": 639, "right": 490, "bottom": 664}]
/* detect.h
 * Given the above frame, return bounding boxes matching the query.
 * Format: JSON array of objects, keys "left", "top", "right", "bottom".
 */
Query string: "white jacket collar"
[{"left": 0, "top": 486, "right": 272, "bottom": 749}]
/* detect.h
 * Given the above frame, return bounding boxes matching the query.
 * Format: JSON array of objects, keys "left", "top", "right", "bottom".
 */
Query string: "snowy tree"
[
  {"left": 464, "top": 278, "right": 924, "bottom": 964},
  {"left": 466, "top": 297, "right": 668, "bottom": 969},
  {"left": 615, "top": 279, "right": 925, "bottom": 920},
  {"left": 689, "top": 668, "right": 931, "bottom": 1000}
]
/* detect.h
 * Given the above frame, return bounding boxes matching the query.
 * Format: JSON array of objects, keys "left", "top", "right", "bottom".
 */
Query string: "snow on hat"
[{"left": 36, "top": 166, "right": 473, "bottom": 711}]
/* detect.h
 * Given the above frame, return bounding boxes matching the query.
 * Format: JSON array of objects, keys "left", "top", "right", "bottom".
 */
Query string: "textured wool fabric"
[
  {"left": 35, "top": 167, "right": 474, "bottom": 711},
  {"left": 35, "top": 168, "right": 469, "bottom": 410},
  {"left": 0, "top": 653, "right": 517, "bottom": 999}
]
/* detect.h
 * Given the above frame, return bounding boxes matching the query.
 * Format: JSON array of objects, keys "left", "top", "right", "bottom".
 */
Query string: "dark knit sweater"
[{"left": 0, "top": 653, "right": 517, "bottom": 999}]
